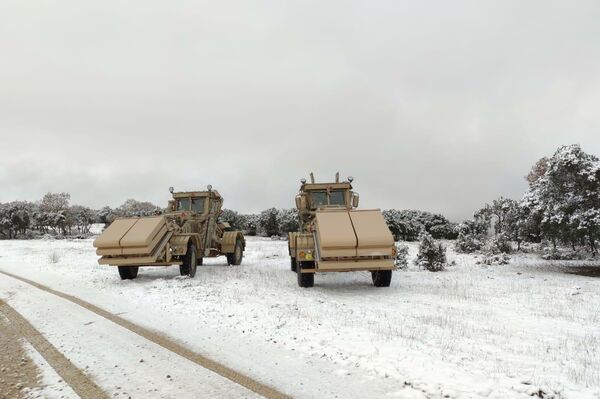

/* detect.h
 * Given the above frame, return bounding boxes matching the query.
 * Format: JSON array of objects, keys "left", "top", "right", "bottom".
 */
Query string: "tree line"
[
  {"left": 0, "top": 195, "right": 457, "bottom": 241},
  {"left": 2, "top": 144, "right": 598, "bottom": 258},
  {"left": 0, "top": 195, "right": 162, "bottom": 239},
  {"left": 457, "top": 144, "right": 600, "bottom": 256}
]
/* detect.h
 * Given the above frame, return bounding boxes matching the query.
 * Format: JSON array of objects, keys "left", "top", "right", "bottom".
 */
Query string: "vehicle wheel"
[
  {"left": 226, "top": 239, "right": 244, "bottom": 266},
  {"left": 179, "top": 262, "right": 188, "bottom": 276},
  {"left": 371, "top": 270, "right": 392, "bottom": 287},
  {"left": 290, "top": 257, "right": 297, "bottom": 272},
  {"left": 118, "top": 266, "right": 139, "bottom": 280},
  {"left": 297, "top": 261, "right": 314, "bottom": 288},
  {"left": 180, "top": 244, "right": 197, "bottom": 277}
]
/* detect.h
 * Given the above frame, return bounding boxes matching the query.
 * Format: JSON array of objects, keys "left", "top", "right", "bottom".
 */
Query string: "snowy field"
[{"left": 0, "top": 236, "right": 599, "bottom": 398}]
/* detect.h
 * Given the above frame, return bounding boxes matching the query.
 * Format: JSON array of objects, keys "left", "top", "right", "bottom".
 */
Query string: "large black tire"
[
  {"left": 297, "top": 261, "right": 314, "bottom": 288},
  {"left": 290, "top": 257, "right": 297, "bottom": 272},
  {"left": 226, "top": 239, "right": 244, "bottom": 266},
  {"left": 179, "top": 263, "right": 188, "bottom": 276},
  {"left": 180, "top": 244, "right": 198, "bottom": 277},
  {"left": 371, "top": 270, "right": 392, "bottom": 287},
  {"left": 118, "top": 266, "right": 139, "bottom": 280}
]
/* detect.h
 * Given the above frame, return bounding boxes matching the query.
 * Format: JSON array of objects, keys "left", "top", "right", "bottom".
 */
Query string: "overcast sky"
[{"left": 1, "top": 1, "right": 599, "bottom": 220}]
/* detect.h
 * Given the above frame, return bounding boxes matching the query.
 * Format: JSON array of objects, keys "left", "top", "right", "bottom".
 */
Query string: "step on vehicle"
[
  {"left": 288, "top": 173, "right": 396, "bottom": 287},
  {"left": 93, "top": 186, "right": 245, "bottom": 280}
]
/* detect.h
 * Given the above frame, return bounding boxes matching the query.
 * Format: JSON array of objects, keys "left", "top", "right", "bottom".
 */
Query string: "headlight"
[{"left": 298, "top": 250, "right": 314, "bottom": 260}]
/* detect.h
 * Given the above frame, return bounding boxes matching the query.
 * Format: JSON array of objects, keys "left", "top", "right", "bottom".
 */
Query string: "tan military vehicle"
[
  {"left": 93, "top": 186, "right": 245, "bottom": 280},
  {"left": 288, "top": 173, "right": 395, "bottom": 288}
]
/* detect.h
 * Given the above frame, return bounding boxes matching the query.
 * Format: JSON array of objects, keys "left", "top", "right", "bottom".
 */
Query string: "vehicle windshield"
[
  {"left": 311, "top": 192, "right": 327, "bottom": 207},
  {"left": 191, "top": 197, "right": 205, "bottom": 213},
  {"left": 310, "top": 190, "right": 346, "bottom": 207},
  {"left": 329, "top": 190, "right": 346, "bottom": 206},
  {"left": 177, "top": 198, "right": 190, "bottom": 211}
]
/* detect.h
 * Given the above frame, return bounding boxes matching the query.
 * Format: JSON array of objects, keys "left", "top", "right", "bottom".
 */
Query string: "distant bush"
[
  {"left": 383, "top": 209, "right": 457, "bottom": 241},
  {"left": 479, "top": 253, "right": 511, "bottom": 266},
  {"left": 219, "top": 209, "right": 247, "bottom": 230},
  {"left": 486, "top": 233, "right": 512, "bottom": 254},
  {"left": 258, "top": 208, "right": 280, "bottom": 236},
  {"left": 114, "top": 199, "right": 162, "bottom": 217},
  {"left": 242, "top": 214, "right": 259, "bottom": 236},
  {"left": 477, "top": 233, "right": 512, "bottom": 265},
  {"left": 540, "top": 247, "right": 588, "bottom": 261},
  {"left": 415, "top": 233, "right": 446, "bottom": 272},
  {"left": 455, "top": 218, "right": 489, "bottom": 253},
  {"left": 277, "top": 209, "right": 299, "bottom": 234},
  {"left": 394, "top": 243, "right": 409, "bottom": 269}
]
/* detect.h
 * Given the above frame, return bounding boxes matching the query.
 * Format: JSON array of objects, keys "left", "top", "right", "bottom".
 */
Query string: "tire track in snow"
[
  {"left": 0, "top": 298, "right": 110, "bottom": 399},
  {"left": 0, "top": 269, "right": 291, "bottom": 399}
]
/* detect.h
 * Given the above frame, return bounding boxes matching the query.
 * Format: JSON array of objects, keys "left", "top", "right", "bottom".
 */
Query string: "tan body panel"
[
  {"left": 311, "top": 209, "right": 394, "bottom": 271},
  {"left": 349, "top": 210, "right": 394, "bottom": 257},
  {"left": 93, "top": 218, "right": 138, "bottom": 249},
  {"left": 221, "top": 231, "right": 244, "bottom": 253},
  {"left": 99, "top": 258, "right": 182, "bottom": 266},
  {"left": 313, "top": 258, "right": 394, "bottom": 272},
  {"left": 94, "top": 217, "right": 167, "bottom": 257},
  {"left": 293, "top": 233, "right": 315, "bottom": 258},
  {"left": 96, "top": 224, "right": 168, "bottom": 256},
  {"left": 120, "top": 216, "right": 166, "bottom": 247},
  {"left": 98, "top": 231, "right": 173, "bottom": 266},
  {"left": 169, "top": 234, "right": 196, "bottom": 256},
  {"left": 288, "top": 232, "right": 298, "bottom": 256},
  {"left": 315, "top": 211, "right": 357, "bottom": 258}
]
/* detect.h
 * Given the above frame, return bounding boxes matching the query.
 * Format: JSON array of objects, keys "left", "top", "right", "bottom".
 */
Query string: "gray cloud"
[{"left": 1, "top": 0, "right": 599, "bottom": 220}]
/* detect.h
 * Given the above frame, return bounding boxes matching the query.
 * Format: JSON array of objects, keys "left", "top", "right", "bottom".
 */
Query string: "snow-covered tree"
[
  {"left": 97, "top": 206, "right": 114, "bottom": 227},
  {"left": 525, "top": 157, "right": 549, "bottom": 185},
  {"left": 382, "top": 209, "right": 456, "bottom": 241},
  {"left": 242, "top": 214, "right": 259, "bottom": 236},
  {"left": 0, "top": 202, "right": 34, "bottom": 238},
  {"left": 455, "top": 217, "right": 489, "bottom": 253},
  {"left": 521, "top": 145, "right": 600, "bottom": 254},
  {"left": 415, "top": 232, "right": 446, "bottom": 271},
  {"left": 219, "top": 209, "right": 246, "bottom": 230},
  {"left": 115, "top": 199, "right": 161, "bottom": 217},
  {"left": 259, "top": 208, "right": 280, "bottom": 236},
  {"left": 40, "top": 192, "right": 71, "bottom": 213},
  {"left": 394, "top": 243, "right": 409, "bottom": 269},
  {"left": 70, "top": 205, "right": 96, "bottom": 234},
  {"left": 277, "top": 209, "right": 299, "bottom": 234}
]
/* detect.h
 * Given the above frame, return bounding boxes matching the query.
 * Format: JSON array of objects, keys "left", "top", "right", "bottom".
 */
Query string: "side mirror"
[
  {"left": 295, "top": 195, "right": 302, "bottom": 209},
  {"left": 352, "top": 193, "right": 359, "bottom": 208},
  {"left": 168, "top": 200, "right": 176, "bottom": 211}
]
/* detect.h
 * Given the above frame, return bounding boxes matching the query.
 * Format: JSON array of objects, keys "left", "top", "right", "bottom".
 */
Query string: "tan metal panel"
[
  {"left": 169, "top": 234, "right": 192, "bottom": 256},
  {"left": 296, "top": 234, "right": 314, "bottom": 249},
  {"left": 120, "top": 216, "right": 166, "bottom": 247},
  {"left": 98, "top": 232, "right": 173, "bottom": 266},
  {"left": 121, "top": 225, "right": 168, "bottom": 255},
  {"left": 349, "top": 210, "right": 394, "bottom": 256},
  {"left": 221, "top": 231, "right": 239, "bottom": 253},
  {"left": 288, "top": 232, "right": 298, "bottom": 251},
  {"left": 317, "top": 258, "right": 394, "bottom": 271},
  {"left": 315, "top": 211, "right": 357, "bottom": 258},
  {"left": 96, "top": 247, "right": 122, "bottom": 256},
  {"left": 96, "top": 225, "right": 169, "bottom": 256},
  {"left": 294, "top": 234, "right": 316, "bottom": 259},
  {"left": 93, "top": 218, "right": 138, "bottom": 249}
]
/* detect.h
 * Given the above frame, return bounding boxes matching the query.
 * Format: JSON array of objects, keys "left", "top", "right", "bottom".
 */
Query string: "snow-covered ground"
[{"left": 0, "top": 237, "right": 599, "bottom": 398}]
